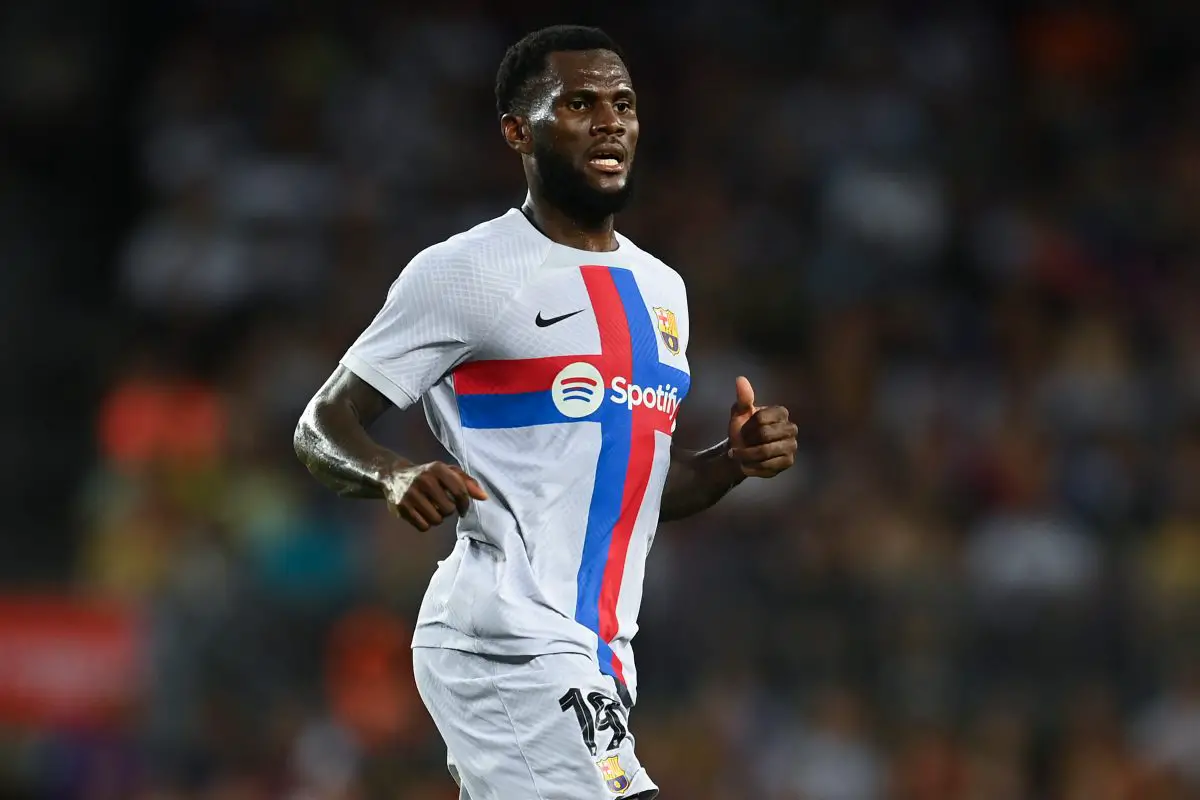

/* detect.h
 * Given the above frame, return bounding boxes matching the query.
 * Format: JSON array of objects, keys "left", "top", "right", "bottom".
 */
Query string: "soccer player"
[{"left": 294, "top": 24, "right": 798, "bottom": 799}]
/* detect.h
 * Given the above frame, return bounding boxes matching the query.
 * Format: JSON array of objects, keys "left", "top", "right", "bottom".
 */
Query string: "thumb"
[
  {"left": 452, "top": 466, "right": 490, "bottom": 501},
  {"left": 465, "top": 478, "right": 489, "bottom": 501},
  {"left": 732, "top": 375, "right": 756, "bottom": 415}
]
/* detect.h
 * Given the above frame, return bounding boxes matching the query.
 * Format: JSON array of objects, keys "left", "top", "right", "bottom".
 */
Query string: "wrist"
[
  {"left": 705, "top": 438, "right": 745, "bottom": 487},
  {"left": 374, "top": 453, "right": 415, "bottom": 487},
  {"left": 722, "top": 446, "right": 747, "bottom": 486}
]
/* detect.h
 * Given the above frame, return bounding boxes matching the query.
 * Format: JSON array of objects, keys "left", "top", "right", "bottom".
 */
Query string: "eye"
[
  {"left": 615, "top": 100, "right": 633, "bottom": 114},
  {"left": 567, "top": 98, "right": 588, "bottom": 111}
]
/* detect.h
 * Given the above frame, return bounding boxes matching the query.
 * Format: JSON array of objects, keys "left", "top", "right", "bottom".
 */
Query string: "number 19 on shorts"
[{"left": 559, "top": 687, "right": 628, "bottom": 756}]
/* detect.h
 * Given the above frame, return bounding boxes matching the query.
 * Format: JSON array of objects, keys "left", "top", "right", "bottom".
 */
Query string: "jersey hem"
[
  {"left": 411, "top": 626, "right": 640, "bottom": 703},
  {"left": 411, "top": 625, "right": 595, "bottom": 659}
]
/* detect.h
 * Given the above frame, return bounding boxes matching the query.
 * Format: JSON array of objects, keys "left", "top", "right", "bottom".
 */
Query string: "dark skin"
[
  {"left": 293, "top": 366, "right": 487, "bottom": 530},
  {"left": 502, "top": 49, "right": 636, "bottom": 252},
  {"left": 294, "top": 48, "right": 797, "bottom": 531}
]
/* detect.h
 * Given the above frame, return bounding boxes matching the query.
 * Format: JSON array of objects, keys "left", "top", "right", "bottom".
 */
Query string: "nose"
[{"left": 590, "top": 102, "right": 625, "bottom": 136}]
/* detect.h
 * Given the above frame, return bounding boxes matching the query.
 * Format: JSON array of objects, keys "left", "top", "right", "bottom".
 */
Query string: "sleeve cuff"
[{"left": 339, "top": 351, "right": 420, "bottom": 410}]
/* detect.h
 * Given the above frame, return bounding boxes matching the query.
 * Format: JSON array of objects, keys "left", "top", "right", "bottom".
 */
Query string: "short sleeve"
[{"left": 340, "top": 248, "right": 502, "bottom": 410}]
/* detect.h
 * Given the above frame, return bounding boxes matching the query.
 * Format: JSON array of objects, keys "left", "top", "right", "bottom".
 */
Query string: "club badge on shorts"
[
  {"left": 653, "top": 307, "right": 679, "bottom": 354},
  {"left": 597, "top": 755, "right": 630, "bottom": 794}
]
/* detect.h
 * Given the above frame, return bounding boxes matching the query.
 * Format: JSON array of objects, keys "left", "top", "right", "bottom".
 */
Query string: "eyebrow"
[{"left": 558, "top": 86, "right": 636, "bottom": 100}]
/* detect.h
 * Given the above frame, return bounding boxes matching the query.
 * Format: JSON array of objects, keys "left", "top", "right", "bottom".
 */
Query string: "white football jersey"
[{"left": 341, "top": 209, "right": 690, "bottom": 702}]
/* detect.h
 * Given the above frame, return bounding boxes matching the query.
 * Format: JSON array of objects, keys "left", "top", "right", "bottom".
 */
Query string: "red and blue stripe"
[{"left": 452, "top": 266, "right": 689, "bottom": 684}]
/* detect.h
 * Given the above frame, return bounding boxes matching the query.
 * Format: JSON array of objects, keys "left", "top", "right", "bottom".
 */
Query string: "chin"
[{"left": 589, "top": 179, "right": 628, "bottom": 195}]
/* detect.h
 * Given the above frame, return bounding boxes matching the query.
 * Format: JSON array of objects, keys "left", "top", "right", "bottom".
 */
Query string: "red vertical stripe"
[
  {"left": 597, "top": 414, "right": 656, "bottom": 682},
  {"left": 580, "top": 267, "right": 632, "bottom": 363},
  {"left": 586, "top": 266, "right": 662, "bottom": 683},
  {"left": 579, "top": 267, "right": 635, "bottom": 680}
]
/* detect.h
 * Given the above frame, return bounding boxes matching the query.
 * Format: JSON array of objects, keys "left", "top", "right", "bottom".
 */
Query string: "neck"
[{"left": 521, "top": 192, "right": 618, "bottom": 253}]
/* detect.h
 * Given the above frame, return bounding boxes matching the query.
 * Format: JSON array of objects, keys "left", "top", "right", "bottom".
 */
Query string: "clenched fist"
[{"left": 382, "top": 462, "right": 489, "bottom": 531}]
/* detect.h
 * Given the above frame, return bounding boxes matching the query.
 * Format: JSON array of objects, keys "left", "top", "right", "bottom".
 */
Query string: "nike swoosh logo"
[{"left": 535, "top": 309, "right": 585, "bottom": 327}]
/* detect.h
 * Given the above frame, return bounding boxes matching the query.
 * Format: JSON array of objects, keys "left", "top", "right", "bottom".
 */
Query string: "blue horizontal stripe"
[{"left": 459, "top": 390, "right": 567, "bottom": 429}]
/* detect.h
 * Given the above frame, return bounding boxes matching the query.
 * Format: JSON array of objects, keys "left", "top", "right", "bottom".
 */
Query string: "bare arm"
[
  {"left": 658, "top": 441, "right": 745, "bottom": 523},
  {"left": 293, "top": 365, "right": 404, "bottom": 498},
  {"left": 293, "top": 366, "right": 488, "bottom": 529}
]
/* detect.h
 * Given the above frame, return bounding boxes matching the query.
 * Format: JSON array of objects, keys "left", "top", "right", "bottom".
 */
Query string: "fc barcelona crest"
[
  {"left": 653, "top": 307, "right": 680, "bottom": 354},
  {"left": 597, "top": 755, "right": 630, "bottom": 794}
]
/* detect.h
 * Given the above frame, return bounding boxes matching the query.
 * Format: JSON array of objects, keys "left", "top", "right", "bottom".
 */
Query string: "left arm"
[
  {"left": 659, "top": 441, "right": 745, "bottom": 523},
  {"left": 659, "top": 376, "right": 799, "bottom": 523}
]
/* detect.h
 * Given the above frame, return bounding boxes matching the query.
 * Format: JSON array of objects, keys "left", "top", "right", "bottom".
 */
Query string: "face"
[{"left": 511, "top": 49, "right": 640, "bottom": 223}]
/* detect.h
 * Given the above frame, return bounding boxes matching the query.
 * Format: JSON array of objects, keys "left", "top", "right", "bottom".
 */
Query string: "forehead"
[{"left": 543, "top": 49, "right": 631, "bottom": 92}]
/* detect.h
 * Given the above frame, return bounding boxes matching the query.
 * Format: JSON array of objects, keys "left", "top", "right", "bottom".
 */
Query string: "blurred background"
[{"left": 3, "top": 0, "right": 1200, "bottom": 798}]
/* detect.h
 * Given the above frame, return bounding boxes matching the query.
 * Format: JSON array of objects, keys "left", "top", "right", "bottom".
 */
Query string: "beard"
[{"left": 532, "top": 138, "right": 636, "bottom": 225}]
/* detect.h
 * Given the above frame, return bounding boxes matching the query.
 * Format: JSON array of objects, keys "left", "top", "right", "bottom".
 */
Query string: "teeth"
[{"left": 592, "top": 157, "right": 619, "bottom": 167}]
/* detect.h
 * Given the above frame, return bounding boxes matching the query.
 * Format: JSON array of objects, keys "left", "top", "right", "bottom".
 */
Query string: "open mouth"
[{"left": 587, "top": 146, "right": 626, "bottom": 174}]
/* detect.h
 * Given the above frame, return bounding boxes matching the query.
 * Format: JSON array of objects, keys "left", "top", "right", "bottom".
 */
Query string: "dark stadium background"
[{"left": 3, "top": 1, "right": 1200, "bottom": 798}]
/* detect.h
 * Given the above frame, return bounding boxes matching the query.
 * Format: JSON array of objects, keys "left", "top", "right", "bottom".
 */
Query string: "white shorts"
[{"left": 413, "top": 647, "right": 658, "bottom": 799}]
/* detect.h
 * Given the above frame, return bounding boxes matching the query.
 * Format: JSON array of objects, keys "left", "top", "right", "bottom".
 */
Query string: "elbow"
[
  {"left": 292, "top": 401, "right": 321, "bottom": 468},
  {"left": 292, "top": 419, "right": 307, "bottom": 465}
]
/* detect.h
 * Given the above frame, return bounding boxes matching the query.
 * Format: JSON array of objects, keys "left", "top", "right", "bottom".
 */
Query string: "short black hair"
[{"left": 495, "top": 25, "right": 626, "bottom": 118}]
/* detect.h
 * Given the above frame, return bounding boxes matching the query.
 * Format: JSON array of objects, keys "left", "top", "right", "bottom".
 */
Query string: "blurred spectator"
[{"left": 1, "top": 1, "right": 1199, "bottom": 797}]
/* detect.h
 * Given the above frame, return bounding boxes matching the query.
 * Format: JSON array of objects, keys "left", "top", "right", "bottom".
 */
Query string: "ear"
[{"left": 501, "top": 113, "right": 533, "bottom": 155}]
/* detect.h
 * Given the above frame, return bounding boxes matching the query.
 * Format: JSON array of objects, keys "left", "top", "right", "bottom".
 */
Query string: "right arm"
[
  {"left": 299, "top": 244, "right": 502, "bottom": 530},
  {"left": 294, "top": 365, "right": 487, "bottom": 531},
  {"left": 293, "top": 364, "right": 405, "bottom": 499}
]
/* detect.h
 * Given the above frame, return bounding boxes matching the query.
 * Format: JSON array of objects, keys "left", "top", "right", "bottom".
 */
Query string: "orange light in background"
[
  {"left": 325, "top": 607, "right": 423, "bottom": 750},
  {"left": 97, "top": 379, "right": 227, "bottom": 468}
]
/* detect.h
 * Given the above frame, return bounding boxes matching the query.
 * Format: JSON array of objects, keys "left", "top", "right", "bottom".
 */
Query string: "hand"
[
  {"left": 381, "top": 461, "right": 489, "bottom": 532},
  {"left": 727, "top": 376, "right": 798, "bottom": 479}
]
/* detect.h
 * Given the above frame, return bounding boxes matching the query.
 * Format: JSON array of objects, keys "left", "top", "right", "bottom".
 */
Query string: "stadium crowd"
[{"left": 3, "top": 1, "right": 1200, "bottom": 798}]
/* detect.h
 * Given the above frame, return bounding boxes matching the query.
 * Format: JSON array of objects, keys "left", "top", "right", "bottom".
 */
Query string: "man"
[{"left": 294, "top": 24, "right": 798, "bottom": 799}]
